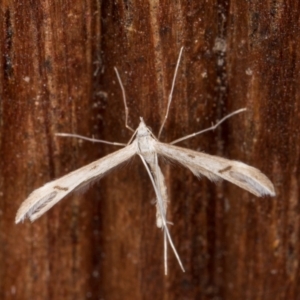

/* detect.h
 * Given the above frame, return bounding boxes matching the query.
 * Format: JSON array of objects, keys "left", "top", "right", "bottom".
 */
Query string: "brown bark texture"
[{"left": 0, "top": 0, "right": 299, "bottom": 299}]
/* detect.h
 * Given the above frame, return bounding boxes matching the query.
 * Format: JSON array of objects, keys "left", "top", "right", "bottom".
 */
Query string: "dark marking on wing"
[
  {"left": 218, "top": 166, "right": 232, "bottom": 173},
  {"left": 188, "top": 154, "right": 195, "bottom": 159},
  {"left": 54, "top": 186, "right": 69, "bottom": 191},
  {"left": 90, "top": 165, "right": 98, "bottom": 170}
]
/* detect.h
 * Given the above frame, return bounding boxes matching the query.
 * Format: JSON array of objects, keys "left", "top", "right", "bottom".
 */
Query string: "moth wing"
[
  {"left": 155, "top": 142, "right": 275, "bottom": 197},
  {"left": 16, "top": 142, "right": 137, "bottom": 223}
]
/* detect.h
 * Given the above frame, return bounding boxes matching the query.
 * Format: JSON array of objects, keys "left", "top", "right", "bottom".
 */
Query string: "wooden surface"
[{"left": 0, "top": 1, "right": 299, "bottom": 299}]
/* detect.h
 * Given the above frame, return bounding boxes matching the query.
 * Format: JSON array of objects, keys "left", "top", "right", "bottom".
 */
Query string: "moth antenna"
[
  {"left": 114, "top": 67, "right": 135, "bottom": 132},
  {"left": 158, "top": 46, "right": 184, "bottom": 139}
]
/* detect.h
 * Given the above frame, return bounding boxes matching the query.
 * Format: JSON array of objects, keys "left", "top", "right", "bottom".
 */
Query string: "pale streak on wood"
[{"left": 148, "top": 0, "right": 167, "bottom": 116}]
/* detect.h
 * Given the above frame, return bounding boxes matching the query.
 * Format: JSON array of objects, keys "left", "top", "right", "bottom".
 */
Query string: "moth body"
[{"left": 135, "top": 118, "right": 168, "bottom": 229}]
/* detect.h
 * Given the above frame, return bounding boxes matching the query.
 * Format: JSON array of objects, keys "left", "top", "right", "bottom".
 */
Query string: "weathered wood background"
[{"left": 0, "top": 1, "right": 299, "bottom": 299}]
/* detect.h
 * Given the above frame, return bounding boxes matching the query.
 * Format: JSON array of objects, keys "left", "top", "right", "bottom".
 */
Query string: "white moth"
[{"left": 16, "top": 47, "right": 275, "bottom": 275}]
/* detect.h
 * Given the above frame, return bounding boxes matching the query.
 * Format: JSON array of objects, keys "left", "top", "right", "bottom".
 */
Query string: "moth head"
[{"left": 137, "top": 117, "right": 152, "bottom": 137}]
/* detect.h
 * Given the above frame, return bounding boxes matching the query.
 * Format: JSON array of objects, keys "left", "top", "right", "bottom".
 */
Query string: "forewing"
[
  {"left": 155, "top": 142, "right": 275, "bottom": 197},
  {"left": 16, "top": 142, "right": 137, "bottom": 223}
]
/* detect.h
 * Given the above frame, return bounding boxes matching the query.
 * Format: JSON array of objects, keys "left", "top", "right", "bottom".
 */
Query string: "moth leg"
[{"left": 139, "top": 154, "right": 185, "bottom": 274}]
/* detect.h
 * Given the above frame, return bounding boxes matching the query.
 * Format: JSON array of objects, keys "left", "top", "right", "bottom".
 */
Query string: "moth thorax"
[{"left": 137, "top": 137, "right": 155, "bottom": 162}]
